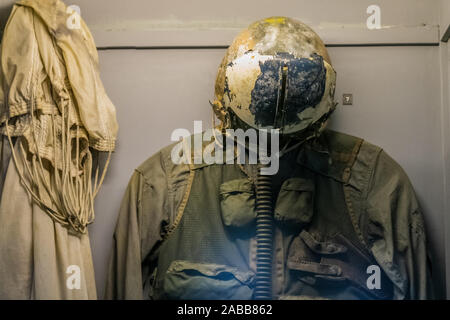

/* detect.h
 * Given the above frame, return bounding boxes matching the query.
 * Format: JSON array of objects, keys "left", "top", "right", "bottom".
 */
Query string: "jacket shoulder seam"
[{"left": 162, "top": 164, "right": 195, "bottom": 241}]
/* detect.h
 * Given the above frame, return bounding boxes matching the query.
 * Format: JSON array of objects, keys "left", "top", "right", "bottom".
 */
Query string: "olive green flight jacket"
[{"left": 105, "top": 129, "right": 432, "bottom": 300}]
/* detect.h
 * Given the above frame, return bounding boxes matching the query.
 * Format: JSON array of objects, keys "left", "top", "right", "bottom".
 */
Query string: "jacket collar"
[
  {"left": 186, "top": 128, "right": 363, "bottom": 184},
  {"left": 296, "top": 130, "right": 363, "bottom": 184}
]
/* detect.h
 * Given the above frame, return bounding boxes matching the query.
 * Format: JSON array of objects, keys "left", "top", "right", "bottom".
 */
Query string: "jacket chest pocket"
[
  {"left": 161, "top": 260, "right": 255, "bottom": 300},
  {"left": 219, "top": 178, "right": 256, "bottom": 228},
  {"left": 275, "top": 177, "right": 315, "bottom": 226}
]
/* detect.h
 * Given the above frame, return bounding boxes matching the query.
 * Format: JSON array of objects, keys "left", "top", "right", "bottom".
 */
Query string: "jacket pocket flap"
[
  {"left": 300, "top": 230, "right": 347, "bottom": 255},
  {"left": 219, "top": 179, "right": 256, "bottom": 228},
  {"left": 163, "top": 260, "right": 255, "bottom": 300},
  {"left": 275, "top": 178, "right": 315, "bottom": 226},
  {"left": 167, "top": 260, "right": 255, "bottom": 285},
  {"left": 287, "top": 260, "right": 342, "bottom": 276},
  {"left": 280, "top": 178, "right": 314, "bottom": 192},
  {"left": 220, "top": 179, "right": 253, "bottom": 194}
]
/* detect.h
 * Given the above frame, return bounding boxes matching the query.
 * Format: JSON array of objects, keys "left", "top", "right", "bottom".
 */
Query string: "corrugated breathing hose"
[{"left": 253, "top": 164, "right": 273, "bottom": 300}]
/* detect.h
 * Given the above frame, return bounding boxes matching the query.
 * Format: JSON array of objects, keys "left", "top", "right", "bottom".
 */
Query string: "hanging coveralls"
[{"left": 0, "top": 0, "right": 118, "bottom": 299}]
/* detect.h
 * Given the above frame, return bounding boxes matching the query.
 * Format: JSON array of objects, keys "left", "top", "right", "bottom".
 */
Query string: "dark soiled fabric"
[{"left": 0, "top": 136, "right": 13, "bottom": 196}]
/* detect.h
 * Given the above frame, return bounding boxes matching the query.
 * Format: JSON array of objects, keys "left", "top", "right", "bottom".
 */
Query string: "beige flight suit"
[{"left": 0, "top": 0, "right": 117, "bottom": 299}]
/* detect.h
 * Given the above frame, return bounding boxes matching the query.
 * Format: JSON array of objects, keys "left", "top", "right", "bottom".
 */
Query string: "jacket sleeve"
[
  {"left": 365, "top": 150, "right": 433, "bottom": 299},
  {"left": 104, "top": 152, "right": 170, "bottom": 299}
]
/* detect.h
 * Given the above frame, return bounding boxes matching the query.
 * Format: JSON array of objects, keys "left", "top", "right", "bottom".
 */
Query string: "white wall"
[
  {"left": 72, "top": 0, "right": 440, "bottom": 46},
  {"left": 439, "top": 0, "right": 450, "bottom": 299},
  {"left": 0, "top": 0, "right": 448, "bottom": 299},
  {"left": 328, "top": 45, "right": 445, "bottom": 297}
]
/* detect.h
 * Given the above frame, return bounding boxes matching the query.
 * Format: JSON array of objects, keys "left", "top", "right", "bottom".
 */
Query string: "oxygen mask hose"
[{"left": 253, "top": 163, "right": 274, "bottom": 300}]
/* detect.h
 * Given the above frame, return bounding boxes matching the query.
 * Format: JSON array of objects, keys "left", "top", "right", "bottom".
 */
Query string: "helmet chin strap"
[{"left": 210, "top": 104, "right": 336, "bottom": 160}]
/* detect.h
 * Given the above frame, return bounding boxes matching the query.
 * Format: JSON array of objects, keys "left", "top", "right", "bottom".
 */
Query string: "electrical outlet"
[{"left": 343, "top": 94, "right": 353, "bottom": 105}]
